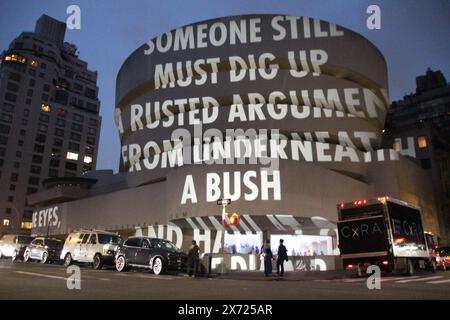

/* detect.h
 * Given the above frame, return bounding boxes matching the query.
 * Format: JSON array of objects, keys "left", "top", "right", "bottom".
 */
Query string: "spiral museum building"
[{"left": 29, "top": 15, "right": 441, "bottom": 271}]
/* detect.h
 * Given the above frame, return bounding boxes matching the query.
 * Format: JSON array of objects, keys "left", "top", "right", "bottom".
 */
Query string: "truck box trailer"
[{"left": 337, "top": 197, "right": 437, "bottom": 276}]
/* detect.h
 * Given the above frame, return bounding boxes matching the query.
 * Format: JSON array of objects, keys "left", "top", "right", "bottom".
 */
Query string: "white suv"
[{"left": 60, "top": 230, "right": 121, "bottom": 269}]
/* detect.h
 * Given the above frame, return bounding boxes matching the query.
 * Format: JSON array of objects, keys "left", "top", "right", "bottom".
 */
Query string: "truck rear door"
[{"left": 338, "top": 216, "right": 390, "bottom": 258}]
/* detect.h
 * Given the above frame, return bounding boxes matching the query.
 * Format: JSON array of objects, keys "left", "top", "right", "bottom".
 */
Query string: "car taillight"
[{"left": 382, "top": 260, "right": 389, "bottom": 265}]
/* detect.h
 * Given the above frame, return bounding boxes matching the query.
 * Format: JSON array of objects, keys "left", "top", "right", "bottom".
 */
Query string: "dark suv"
[{"left": 115, "top": 237, "right": 186, "bottom": 275}]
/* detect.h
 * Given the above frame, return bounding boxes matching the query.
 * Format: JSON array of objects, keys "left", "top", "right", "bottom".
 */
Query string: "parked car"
[
  {"left": 60, "top": 230, "right": 121, "bottom": 269},
  {"left": 436, "top": 247, "right": 450, "bottom": 270},
  {"left": 0, "top": 234, "right": 34, "bottom": 261},
  {"left": 115, "top": 237, "right": 186, "bottom": 275},
  {"left": 23, "top": 237, "right": 63, "bottom": 264}
]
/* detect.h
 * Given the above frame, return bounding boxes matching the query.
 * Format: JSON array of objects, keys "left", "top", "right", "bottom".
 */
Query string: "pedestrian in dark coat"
[
  {"left": 276, "top": 239, "right": 288, "bottom": 276},
  {"left": 261, "top": 240, "right": 274, "bottom": 276},
  {"left": 187, "top": 240, "right": 200, "bottom": 277}
]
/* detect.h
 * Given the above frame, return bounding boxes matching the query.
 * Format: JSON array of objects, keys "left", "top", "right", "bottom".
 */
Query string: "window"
[
  {"left": 65, "top": 162, "right": 77, "bottom": 171},
  {"left": 3, "top": 103, "right": 14, "bottom": 112},
  {"left": 85, "top": 87, "right": 96, "bottom": 98},
  {"left": 6, "top": 208, "right": 12, "bottom": 214},
  {"left": 33, "top": 144, "right": 44, "bottom": 153},
  {"left": 18, "top": 140, "right": 24, "bottom": 146},
  {"left": 25, "top": 99, "right": 31, "bottom": 105},
  {"left": 23, "top": 109, "right": 30, "bottom": 117},
  {"left": 41, "top": 63, "right": 47, "bottom": 69},
  {"left": 50, "top": 159, "right": 60, "bottom": 167},
  {"left": 30, "top": 165, "right": 41, "bottom": 174},
  {"left": 56, "top": 118, "right": 66, "bottom": 128},
  {"left": 43, "top": 84, "right": 50, "bottom": 92},
  {"left": 0, "top": 136, "right": 8, "bottom": 145},
  {"left": 8, "top": 72, "right": 21, "bottom": 82},
  {"left": 73, "top": 114, "right": 84, "bottom": 122},
  {"left": 9, "top": 184, "right": 15, "bottom": 191},
  {"left": 418, "top": 136, "right": 427, "bottom": 149},
  {"left": 88, "top": 127, "right": 97, "bottom": 135},
  {"left": 55, "top": 128, "right": 64, "bottom": 137},
  {"left": 7, "top": 196, "right": 13, "bottom": 202},
  {"left": 53, "top": 138, "right": 63, "bottom": 147},
  {"left": 16, "top": 150, "right": 22, "bottom": 158},
  {"left": 0, "top": 124, "right": 10, "bottom": 134},
  {"left": 88, "top": 118, "right": 98, "bottom": 126},
  {"left": 38, "top": 124, "right": 48, "bottom": 133},
  {"left": 21, "top": 119, "right": 28, "bottom": 126},
  {"left": 27, "top": 187, "right": 38, "bottom": 195},
  {"left": 0, "top": 147, "right": 5, "bottom": 156},
  {"left": 35, "top": 134, "right": 46, "bottom": 143},
  {"left": 0, "top": 113, "right": 12, "bottom": 123},
  {"left": 83, "top": 155, "right": 93, "bottom": 164},
  {"left": 28, "top": 69, "right": 36, "bottom": 77},
  {"left": 4, "top": 54, "right": 26, "bottom": 64},
  {"left": 66, "top": 152, "right": 78, "bottom": 161},
  {"left": 5, "top": 92, "right": 17, "bottom": 102},
  {"left": 57, "top": 108, "right": 67, "bottom": 118},
  {"left": 27, "top": 89, "right": 33, "bottom": 97},
  {"left": 19, "top": 129, "right": 25, "bottom": 136},
  {"left": 86, "top": 102, "right": 97, "bottom": 112},
  {"left": 68, "top": 142, "right": 79, "bottom": 151},
  {"left": 21, "top": 222, "right": 32, "bottom": 230},
  {"left": 40, "top": 104, "right": 51, "bottom": 112},
  {"left": 29, "top": 79, "right": 35, "bottom": 87},
  {"left": 13, "top": 162, "right": 19, "bottom": 169},
  {"left": 3, "top": 219, "right": 10, "bottom": 227},
  {"left": 10, "top": 173, "right": 18, "bottom": 182},
  {"left": 7, "top": 82, "right": 19, "bottom": 92},
  {"left": 70, "top": 132, "right": 81, "bottom": 141},
  {"left": 48, "top": 169, "right": 58, "bottom": 177},
  {"left": 28, "top": 176, "right": 39, "bottom": 185},
  {"left": 30, "top": 59, "right": 39, "bottom": 68},
  {"left": 39, "top": 114, "right": 49, "bottom": 123},
  {"left": 74, "top": 83, "right": 83, "bottom": 91},
  {"left": 41, "top": 93, "right": 49, "bottom": 101},
  {"left": 32, "top": 155, "right": 43, "bottom": 163},
  {"left": 71, "top": 123, "right": 82, "bottom": 132},
  {"left": 86, "top": 136, "right": 95, "bottom": 145}
]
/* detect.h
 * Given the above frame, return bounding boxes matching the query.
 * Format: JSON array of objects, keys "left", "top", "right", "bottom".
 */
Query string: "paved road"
[{"left": 0, "top": 259, "right": 449, "bottom": 299}]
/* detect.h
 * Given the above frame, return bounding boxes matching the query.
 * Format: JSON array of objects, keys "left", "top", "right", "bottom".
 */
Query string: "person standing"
[
  {"left": 276, "top": 239, "right": 288, "bottom": 276},
  {"left": 261, "top": 240, "right": 274, "bottom": 277},
  {"left": 187, "top": 240, "right": 200, "bottom": 277}
]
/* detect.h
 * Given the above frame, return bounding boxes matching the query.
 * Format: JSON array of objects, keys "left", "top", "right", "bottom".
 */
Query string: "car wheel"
[
  {"left": 152, "top": 257, "right": 164, "bottom": 275},
  {"left": 93, "top": 254, "right": 103, "bottom": 270},
  {"left": 64, "top": 253, "right": 72, "bottom": 266},
  {"left": 41, "top": 252, "right": 48, "bottom": 264},
  {"left": 11, "top": 250, "right": 18, "bottom": 262},
  {"left": 23, "top": 249, "right": 31, "bottom": 262},
  {"left": 406, "top": 259, "right": 414, "bottom": 276},
  {"left": 115, "top": 255, "right": 128, "bottom": 272}
]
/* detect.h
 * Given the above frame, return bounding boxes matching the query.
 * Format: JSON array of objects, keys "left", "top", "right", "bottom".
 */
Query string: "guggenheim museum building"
[{"left": 28, "top": 15, "right": 440, "bottom": 271}]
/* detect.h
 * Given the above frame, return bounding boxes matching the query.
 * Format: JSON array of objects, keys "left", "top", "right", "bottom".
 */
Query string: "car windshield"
[
  {"left": 151, "top": 239, "right": 179, "bottom": 251},
  {"left": 98, "top": 234, "right": 120, "bottom": 245},
  {"left": 17, "top": 236, "right": 33, "bottom": 244}
]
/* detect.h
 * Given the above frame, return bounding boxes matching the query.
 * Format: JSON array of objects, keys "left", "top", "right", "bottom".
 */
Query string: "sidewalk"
[{"left": 208, "top": 270, "right": 357, "bottom": 281}]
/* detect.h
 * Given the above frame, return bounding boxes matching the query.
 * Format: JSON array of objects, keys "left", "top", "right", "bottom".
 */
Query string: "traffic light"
[{"left": 228, "top": 212, "right": 240, "bottom": 226}]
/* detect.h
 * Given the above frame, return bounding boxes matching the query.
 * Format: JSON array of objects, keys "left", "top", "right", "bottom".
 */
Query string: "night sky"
[{"left": 0, "top": 0, "right": 449, "bottom": 172}]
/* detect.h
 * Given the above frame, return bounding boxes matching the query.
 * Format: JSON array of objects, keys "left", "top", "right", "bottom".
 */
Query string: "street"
[{"left": 0, "top": 260, "right": 449, "bottom": 299}]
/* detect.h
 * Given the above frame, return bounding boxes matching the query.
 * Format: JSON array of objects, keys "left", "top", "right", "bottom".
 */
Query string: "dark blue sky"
[{"left": 1, "top": 0, "right": 449, "bottom": 172}]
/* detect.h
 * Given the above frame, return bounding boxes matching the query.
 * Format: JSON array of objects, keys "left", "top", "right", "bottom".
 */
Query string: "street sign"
[{"left": 217, "top": 198, "right": 231, "bottom": 206}]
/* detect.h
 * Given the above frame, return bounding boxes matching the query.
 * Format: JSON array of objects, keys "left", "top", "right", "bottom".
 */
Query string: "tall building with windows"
[
  {"left": 383, "top": 69, "right": 450, "bottom": 245},
  {"left": 0, "top": 15, "right": 101, "bottom": 235}
]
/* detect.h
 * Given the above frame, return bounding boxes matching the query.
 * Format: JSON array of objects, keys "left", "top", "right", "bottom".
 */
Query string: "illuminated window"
[
  {"left": 21, "top": 222, "right": 32, "bottom": 230},
  {"left": 66, "top": 151, "right": 79, "bottom": 161},
  {"left": 83, "top": 155, "right": 93, "bottom": 164},
  {"left": 418, "top": 136, "right": 427, "bottom": 149},
  {"left": 393, "top": 142, "right": 401, "bottom": 152},
  {"left": 40, "top": 104, "right": 51, "bottom": 112},
  {"left": 30, "top": 59, "right": 39, "bottom": 68},
  {"left": 3, "top": 219, "right": 10, "bottom": 226},
  {"left": 3, "top": 54, "right": 26, "bottom": 64}
]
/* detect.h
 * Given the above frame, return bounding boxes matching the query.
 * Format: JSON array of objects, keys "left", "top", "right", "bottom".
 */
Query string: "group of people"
[
  {"left": 261, "top": 239, "right": 288, "bottom": 277},
  {"left": 185, "top": 239, "right": 289, "bottom": 278}
]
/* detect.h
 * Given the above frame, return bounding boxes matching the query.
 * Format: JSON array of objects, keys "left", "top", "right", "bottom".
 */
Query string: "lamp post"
[{"left": 217, "top": 198, "right": 231, "bottom": 274}]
